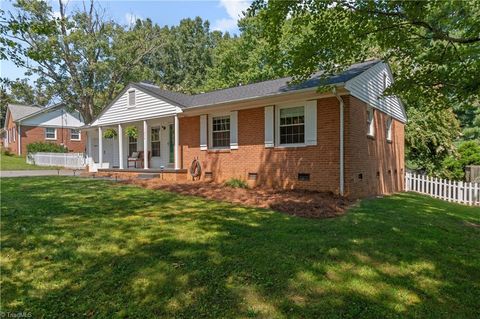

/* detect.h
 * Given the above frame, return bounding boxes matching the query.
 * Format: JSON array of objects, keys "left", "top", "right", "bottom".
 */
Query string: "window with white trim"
[
  {"left": 128, "top": 136, "right": 137, "bottom": 155},
  {"left": 70, "top": 129, "right": 81, "bottom": 141},
  {"left": 151, "top": 127, "right": 160, "bottom": 157},
  {"left": 128, "top": 90, "right": 136, "bottom": 107},
  {"left": 45, "top": 127, "right": 56, "bottom": 140},
  {"left": 211, "top": 115, "right": 230, "bottom": 148},
  {"left": 367, "top": 107, "right": 375, "bottom": 137},
  {"left": 13, "top": 126, "right": 16, "bottom": 142},
  {"left": 386, "top": 116, "right": 393, "bottom": 142},
  {"left": 279, "top": 106, "right": 305, "bottom": 145}
]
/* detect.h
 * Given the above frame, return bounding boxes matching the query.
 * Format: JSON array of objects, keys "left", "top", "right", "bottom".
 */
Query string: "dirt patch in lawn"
[{"left": 123, "top": 179, "right": 352, "bottom": 219}]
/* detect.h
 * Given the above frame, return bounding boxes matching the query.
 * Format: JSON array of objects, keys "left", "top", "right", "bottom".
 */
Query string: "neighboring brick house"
[
  {"left": 84, "top": 60, "right": 406, "bottom": 198},
  {"left": 3, "top": 103, "right": 86, "bottom": 155}
]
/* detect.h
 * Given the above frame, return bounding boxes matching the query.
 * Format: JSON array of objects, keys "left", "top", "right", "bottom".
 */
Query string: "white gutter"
[{"left": 333, "top": 87, "right": 345, "bottom": 196}]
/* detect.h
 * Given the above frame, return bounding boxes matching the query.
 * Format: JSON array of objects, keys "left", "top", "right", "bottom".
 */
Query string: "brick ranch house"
[
  {"left": 84, "top": 60, "right": 406, "bottom": 198},
  {"left": 3, "top": 103, "right": 86, "bottom": 155}
]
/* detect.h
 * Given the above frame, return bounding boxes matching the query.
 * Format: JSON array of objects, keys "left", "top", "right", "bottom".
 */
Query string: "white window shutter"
[
  {"left": 200, "top": 115, "right": 208, "bottom": 151},
  {"left": 305, "top": 100, "right": 317, "bottom": 145},
  {"left": 230, "top": 111, "right": 238, "bottom": 149},
  {"left": 264, "top": 106, "right": 274, "bottom": 148}
]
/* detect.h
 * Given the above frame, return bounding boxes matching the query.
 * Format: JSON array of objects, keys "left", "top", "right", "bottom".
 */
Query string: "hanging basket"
[
  {"left": 125, "top": 126, "right": 139, "bottom": 139},
  {"left": 103, "top": 128, "right": 117, "bottom": 139}
]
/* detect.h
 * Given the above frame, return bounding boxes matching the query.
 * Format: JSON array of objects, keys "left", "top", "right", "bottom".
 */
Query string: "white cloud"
[
  {"left": 125, "top": 13, "right": 142, "bottom": 26},
  {"left": 52, "top": 11, "right": 62, "bottom": 19},
  {"left": 212, "top": 0, "right": 251, "bottom": 32}
]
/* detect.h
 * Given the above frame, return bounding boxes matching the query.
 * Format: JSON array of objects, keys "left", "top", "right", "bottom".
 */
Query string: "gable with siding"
[
  {"left": 91, "top": 85, "right": 183, "bottom": 126},
  {"left": 345, "top": 61, "right": 407, "bottom": 123},
  {"left": 21, "top": 107, "right": 84, "bottom": 128}
]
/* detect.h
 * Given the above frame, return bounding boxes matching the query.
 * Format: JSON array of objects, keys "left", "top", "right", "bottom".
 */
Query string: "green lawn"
[
  {"left": 1, "top": 177, "right": 479, "bottom": 318},
  {"left": 0, "top": 154, "right": 59, "bottom": 170}
]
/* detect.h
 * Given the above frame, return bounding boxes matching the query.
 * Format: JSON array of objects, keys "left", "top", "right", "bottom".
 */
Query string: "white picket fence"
[
  {"left": 27, "top": 152, "right": 86, "bottom": 169},
  {"left": 405, "top": 172, "right": 480, "bottom": 206}
]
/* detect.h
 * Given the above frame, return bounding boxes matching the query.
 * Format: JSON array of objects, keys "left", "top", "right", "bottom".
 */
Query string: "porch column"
[
  {"left": 98, "top": 127, "right": 103, "bottom": 168},
  {"left": 118, "top": 124, "right": 124, "bottom": 169},
  {"left": 143, "top": 120, "right": 149, "bottom": 169},
  {"left": 174, "top": 114, "right": 180, "bottom": 169},
  {"left": 87, "top": 131, "right": 92, "bottom": 164}
]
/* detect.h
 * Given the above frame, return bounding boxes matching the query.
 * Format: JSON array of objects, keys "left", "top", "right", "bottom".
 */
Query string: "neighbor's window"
[
  {"left": 128, "top": 135, "right": 137, "bottom": 155},
  {"left": 367, "top": 107, "right": 375, "bottom": 137},
  {"left": 211, "top": 115, "right": 230, "bottom": 148},
  {"left": 151, "top": 127, "right": 160, "bottom": 157},
  {"left": 70, "top": 129, "right": 81, "bottom": 141},
  {"left": 386, "top": 116, "right": 393, "bottom": 142},
  {"left": 128, "top": 90, "right": 136, "bottom": 107},
  {"left": 279, "top": 106, "right": 305, "bottom": 145},
  {"left": 45, "top": 127, "right": 56, "bottom": 140}
]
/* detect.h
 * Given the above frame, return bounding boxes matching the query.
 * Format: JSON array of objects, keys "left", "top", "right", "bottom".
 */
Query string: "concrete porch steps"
[{"left": 137, "top": 173, "right": 161, "bottom": 179}]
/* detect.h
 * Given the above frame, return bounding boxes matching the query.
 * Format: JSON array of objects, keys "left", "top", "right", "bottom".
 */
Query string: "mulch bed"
[{"left": 122, "top": 179, "right": 353, "bottom": 219}]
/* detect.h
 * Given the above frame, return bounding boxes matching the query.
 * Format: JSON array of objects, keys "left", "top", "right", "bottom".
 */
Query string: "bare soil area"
[{"left": 123, "top": 179, "right": 352, "bottom": 218}]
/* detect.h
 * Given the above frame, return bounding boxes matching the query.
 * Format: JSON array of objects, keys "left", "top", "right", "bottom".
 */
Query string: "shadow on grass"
[{"left": 1, "top": 177, "right": 479, "bottom": 318}]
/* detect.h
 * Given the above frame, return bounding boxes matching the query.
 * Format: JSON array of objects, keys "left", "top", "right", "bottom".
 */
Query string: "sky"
[{"left": 0, "top": 0, "right": 252, "bottom": 82}]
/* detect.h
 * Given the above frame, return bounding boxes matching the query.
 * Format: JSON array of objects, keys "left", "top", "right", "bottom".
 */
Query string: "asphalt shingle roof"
[
  {"left": 7, "top": 104, "right": 42, "bottom": 121},
  {"left": 134, "top": 59, "right": 381, "bottom": 109}
]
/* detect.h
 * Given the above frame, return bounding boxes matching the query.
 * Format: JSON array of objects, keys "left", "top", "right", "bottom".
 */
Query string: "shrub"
[
  {"left": 27, "top": 142, "right": 68, "bottom": 153},
  {"left": 225, "top": 178, "right": 248, "bottom": 189},
  {"left": 441, "top": 140, "right": 480, "bottom": 180},
  {"left": 1, "top": 146, "right": 13, "bottom": 156}
]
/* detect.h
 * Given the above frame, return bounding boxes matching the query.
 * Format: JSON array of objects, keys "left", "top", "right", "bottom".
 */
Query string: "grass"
[
  {"left": 1, "top": 177, "right": 479, "bottom": 318},
  {"left": 0, "top": 153, "right": 59, "bottom": 170}
]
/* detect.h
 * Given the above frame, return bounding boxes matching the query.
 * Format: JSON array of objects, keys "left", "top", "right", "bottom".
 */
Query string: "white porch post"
[
  {"left": 98, "top": 127, "right": 103, "bottom": 168},
  {"left": 118, "top": 124, "right": 124, "bottom": 169},
  {"left": 143, "top": 120, "right": 149, "bottom": 169},
  {"left": 174, "top": 114, "right": 180, "bottom": 169},
  {"left": 87, "top": 130, "right": 92, "bottom": 164}
]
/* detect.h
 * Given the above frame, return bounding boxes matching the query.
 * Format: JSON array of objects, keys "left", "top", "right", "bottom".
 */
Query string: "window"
[
  {"left": 128, "top": 90, "right": 136, "bottom": 107},
  {"left": 279, "top": 106, "right": 305, "bottom": 145},
  {"left": 211, "top": 116, "right": 230, "bottom": 148},
  {"left": 386, "top": 116, "right": 393, "bottom": 142},
  {"left": 367, "top": 107, "right": 375, "bottom": 137},
  {"left": 128, "top": 136, "right": 137, "bottom": 155},
  {"left": 151, "top": 127, "right": 161, "bottom": 157},
  {"left": 70, "top": 129, "right": 81, "bottom": 141},
  {"left": 45, "top": 127, "right": 56, "bottom": 140}
]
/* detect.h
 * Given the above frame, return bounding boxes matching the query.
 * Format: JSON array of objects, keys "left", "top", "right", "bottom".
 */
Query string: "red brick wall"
[
  {"left": 179, "top": 95, "right": 405, "bottom": 198},
  {"left": 180, "top": 97, "right": 341, "bottom": 193},
  {"left": 19, "top": 126, "right": 86, "bottom": 155},
  {"left": 344, "top": 96, "right": 405, "bottom": 198}
]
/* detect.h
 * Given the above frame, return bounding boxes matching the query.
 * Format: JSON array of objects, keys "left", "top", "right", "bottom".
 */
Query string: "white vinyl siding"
[
  {"left": 45, "top": 127, "right": 57, "bottom": 140},
  {"left": 70, "top": 129, "right": 81, "bottom": 140},
  {"left": 345, "top": 61, "right": 407, "bottom": 123},
  {"left": 22, "top": 108, "right": 84, "bottom": 128},
  {"left": 92, "top": 87, "right": 182, "bottom": 126}
]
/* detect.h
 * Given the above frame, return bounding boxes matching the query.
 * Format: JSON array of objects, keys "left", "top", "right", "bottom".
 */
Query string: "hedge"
[{"left": 27, "top": 142, "right": 68, "bottom": 153}]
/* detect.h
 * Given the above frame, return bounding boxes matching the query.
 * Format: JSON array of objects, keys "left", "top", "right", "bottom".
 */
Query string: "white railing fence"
[
  {"left": 405, "top": 172, "right": 480, "bottom": 206},
  {"left": 27, "top": 152, "right": 86, "bottom": 169}
]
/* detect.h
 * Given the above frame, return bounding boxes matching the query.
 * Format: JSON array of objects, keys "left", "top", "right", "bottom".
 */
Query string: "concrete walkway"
[{"left": 0, "top": 170, "right": 83, "bottom": 178}]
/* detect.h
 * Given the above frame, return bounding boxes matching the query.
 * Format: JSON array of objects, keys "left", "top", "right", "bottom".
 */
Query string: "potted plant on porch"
[
  {"left": 103, "top": 128, "right": 117, "bottom": 139},
  {"left": 124, "top": 126, "right": 138, "bottom": 139}
]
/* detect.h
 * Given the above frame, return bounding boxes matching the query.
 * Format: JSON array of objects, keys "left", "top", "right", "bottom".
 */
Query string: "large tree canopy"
[
  {"left": 1, "top": 0, "right": 161, "bottom": 122},
  {"left": 249, "top": 0, "right": 480, "bottom": 109}
]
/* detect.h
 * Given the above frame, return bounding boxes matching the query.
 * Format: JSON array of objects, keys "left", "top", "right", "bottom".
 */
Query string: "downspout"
[{"left": 333, "top": 87, "right": 345, "bottom": 196}]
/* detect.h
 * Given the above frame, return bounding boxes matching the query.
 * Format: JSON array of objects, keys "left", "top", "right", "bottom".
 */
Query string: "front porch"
[{"left": 85, "top": 115, "right": 180, "bottom": 173}]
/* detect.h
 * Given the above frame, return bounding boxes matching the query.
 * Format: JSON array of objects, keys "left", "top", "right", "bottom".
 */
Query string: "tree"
[
  {"left": 2, "top": 0, "right": 161, "bottom": 122},
  {"left": 202, "top": 17, "right": 287, "bottom": 91},
  {"left": 441, "top": 141, "right": 480, "bottom": 180},
  {"left": 249, "top": 0, "right": 480, "bottom": 110}
]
